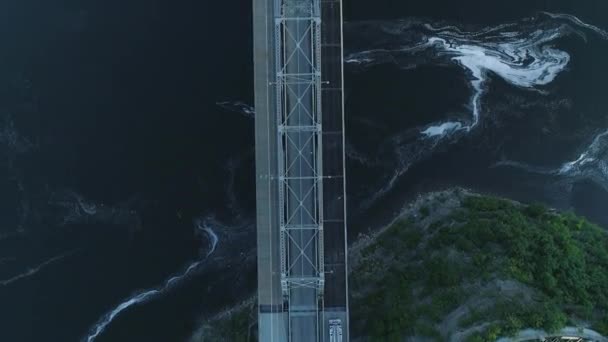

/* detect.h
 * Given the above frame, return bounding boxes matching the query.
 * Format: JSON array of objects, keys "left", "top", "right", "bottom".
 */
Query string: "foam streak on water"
[
  {"left": 0, "top": 250, "right": 78, "bottom": 287},
  {"left": 494, "top": 129, "right": 608, "bottom": 191},
  {"left": 83, "top": 218, "right": 219, "bottom": 342},
  {"left": 541, "top": 12, "right": 608, "bottom": 40}
]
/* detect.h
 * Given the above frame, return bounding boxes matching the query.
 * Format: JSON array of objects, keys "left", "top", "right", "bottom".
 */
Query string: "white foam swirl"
[
  {"left": 196, "top": 218, "right": 218, "bottom": 257},
  {"left": 47, "top": 190, "right": 140, "bottom": 230},
  {"left": 49, "top": 190, "right": 99, "bottom": 225},
  {"left": 345, "top": 12, "right": 608, "bottom": 141},
  {"left": 216, "top": 101, "right": 255, "bottom": 119},
  {"left": 493, "top": 129, "right": 608, "bottom": 191},
  {"left": 347, "top": 17, "right": 576, "bottom": 137},
  {"left": 433, "top": 32, "right": 569, "bottom": 131},
  {"left": 557, "top": 130, "right": 608, "bottom": 178},
  {"left": 421, "top": 121, "right": 463, "bottom": 138},
  {"left": 83, "top": 218, "right": 219, "bottom": 342}
]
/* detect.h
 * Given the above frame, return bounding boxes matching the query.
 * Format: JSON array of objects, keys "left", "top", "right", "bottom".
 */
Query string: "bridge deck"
[{"left": 254, "top": 0, "right": 348, "bottom": 341}]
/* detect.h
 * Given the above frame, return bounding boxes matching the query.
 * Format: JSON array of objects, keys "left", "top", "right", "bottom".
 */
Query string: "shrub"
[{"left": 419, "top": 205, "right": 430, "bottom": 219}]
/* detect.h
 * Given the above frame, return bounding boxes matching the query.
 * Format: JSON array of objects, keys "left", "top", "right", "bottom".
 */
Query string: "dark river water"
[{"left": 0, "top": 0, "right": 607, "bottom": 341}]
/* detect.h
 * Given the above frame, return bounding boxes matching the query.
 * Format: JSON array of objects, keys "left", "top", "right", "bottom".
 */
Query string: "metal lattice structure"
[
  {"left": 255, "top": 0, "right": 348, "bottom": 339},
  {"left": 275, "top": 0, "right": 324, "bottom": 340},
  {"left": 540, "top": 338, "right": 592, "bottom": 342}
]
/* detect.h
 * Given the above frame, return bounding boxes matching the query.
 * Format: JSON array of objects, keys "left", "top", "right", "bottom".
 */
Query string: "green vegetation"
[
  {"left": 219, "top": 305, "right": 256, "bottom": 342},
  {"left": 351, "top": 194, "right": 608, "bottom": 341},
  {"left": 419, "top": 205, "right": 431, "bottom": 219},
  {"left": 198, "top": 301, "right": 257, "bottom": 342}
]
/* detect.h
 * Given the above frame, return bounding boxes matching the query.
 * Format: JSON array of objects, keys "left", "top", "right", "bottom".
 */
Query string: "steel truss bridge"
[{"left": 254, "top": 0, "right": 349, "bottom": 340}]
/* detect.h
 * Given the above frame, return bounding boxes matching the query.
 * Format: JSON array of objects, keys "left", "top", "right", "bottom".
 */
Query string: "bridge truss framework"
[
  {"left": 254, "top": 0, "right": 349, "bottom": 340},
  {"left": 275, "top": 0, "right": 325, "bottom": 338}
]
